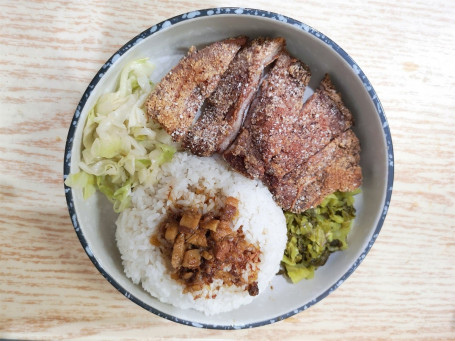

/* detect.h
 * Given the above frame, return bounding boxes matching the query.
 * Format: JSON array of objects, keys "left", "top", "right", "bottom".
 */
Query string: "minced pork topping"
[{"left": 151, "top": 196, "right": 261, "bottom": 298}]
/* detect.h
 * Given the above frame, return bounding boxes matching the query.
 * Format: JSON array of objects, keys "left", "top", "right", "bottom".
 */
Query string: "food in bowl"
[
  {"left": 147, "top": 36, "right": 248, "bottom": 141},
  {"left": 66, "top": 33, "right": 365, "bottom": 316},
  {"left": 180, "top": 36, "right": 285, "bottom": 154},
  {"left": 116, "top": 152, "right": 286, "bottom": 315},
  {"left": 282, "top": 190, "right": 359, "bottom": 282},
  {"left": 146, "top": 36, "right": 362, "bottom": 213},
  {"left": 64, "top": 59, "right": 177, "bottom": 212}
]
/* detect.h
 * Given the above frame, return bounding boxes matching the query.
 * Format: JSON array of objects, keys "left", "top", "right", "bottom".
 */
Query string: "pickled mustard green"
[{"left": 282, "top": 190, "right": 360, "bottom": 283}]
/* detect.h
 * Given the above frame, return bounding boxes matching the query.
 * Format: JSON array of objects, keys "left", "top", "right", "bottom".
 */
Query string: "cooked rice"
[{"left": 115, "top": 152, "right": 286, "bottom": 315}]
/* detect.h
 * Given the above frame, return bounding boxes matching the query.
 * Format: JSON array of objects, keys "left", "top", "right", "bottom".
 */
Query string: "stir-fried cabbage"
[
  {"left": 282, "top": 190, "right": 360, "bottom": 283},
  {"left": 65, "top": 59, "right": 177, "bottom": 212}
]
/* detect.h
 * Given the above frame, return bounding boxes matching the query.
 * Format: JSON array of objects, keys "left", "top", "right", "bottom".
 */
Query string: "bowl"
[{"left": 64, "top": 8, "right": 394, "bottom": 329}]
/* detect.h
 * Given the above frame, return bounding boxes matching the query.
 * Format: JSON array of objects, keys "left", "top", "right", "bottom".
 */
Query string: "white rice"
[{"left": 115, "top": 152, "right": 286, "bottom": 315}]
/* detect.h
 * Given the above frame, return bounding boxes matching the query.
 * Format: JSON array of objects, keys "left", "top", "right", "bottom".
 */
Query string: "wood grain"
[{"left": 1, "top": 0, "right": 454, "bottom": 339}]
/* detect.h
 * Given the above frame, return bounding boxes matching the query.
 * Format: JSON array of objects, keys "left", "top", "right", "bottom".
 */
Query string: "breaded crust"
[
  {"left": 146, "top": 36, "right": 247, "bottom": 141},
  {"left": 183, "top": 37, "right": 285, "bottom": 156},
  {"left": 224, "top": 51, "right": 310, "bottom": 177},
  {"left": 265, "top": 74, "right": 354, "bottom": 179},
  {"left": 271, "top": 130, "right": 362, "bottom": 212},
  {"left": 225, "top": 73, "right": 361, "bottom": 213}
]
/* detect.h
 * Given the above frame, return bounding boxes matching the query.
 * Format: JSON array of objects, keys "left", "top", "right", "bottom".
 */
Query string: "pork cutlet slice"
[
  {"left": 183, "top": 37, "right": 286, "bottom": 156},
  {"left": 224, "top": 51, "right": 311, "bottom": 178},
  {"left": 146, "top": 36, "right": 247, "bottom": 141},
  {"left": 264, "top": 74, "right": 358, "bottom": 211},
  {"left": 226, "top": 72, "right": 360, "bottom": 212},
  {"left": 271, "top": 129, "right": 362, "bottom": 212},
  {"left": 265, "top": 73, "right": 354, "bottom": 179}
]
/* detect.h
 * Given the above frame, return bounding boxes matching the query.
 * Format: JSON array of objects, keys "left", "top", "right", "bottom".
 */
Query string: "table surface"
[{"left": 1, "top": 0, "right": 454, "bottom": 339}]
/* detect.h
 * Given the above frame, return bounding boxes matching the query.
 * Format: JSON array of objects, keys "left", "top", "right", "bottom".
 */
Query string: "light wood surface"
[{"left": 1, "top": 0, "right": 454, "bottom": 339}]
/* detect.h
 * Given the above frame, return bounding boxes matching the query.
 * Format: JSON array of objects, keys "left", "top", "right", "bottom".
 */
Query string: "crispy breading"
[
  {"left": 265, "top": 74, "right": 353, "bottom": 179},
  {"left": 183, "top": 37, "right": 285, "bottom": 156},
  {"left": 225, "top": 72, "right": 361, "bottom": 212},
  {"left": 271, "top": 130, "right": 362, "bottom": 212},
  {"left": 147, "top": 35, "right": 362, "bottom": 213},
  {"left": 146, "top": 36, "right": 247, "bottom": 141},
  {"left": 224, "top": 52, "right": 311, "bottom": 178}
]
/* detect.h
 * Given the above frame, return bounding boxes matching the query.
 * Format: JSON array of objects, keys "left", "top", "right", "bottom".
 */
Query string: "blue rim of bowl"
[{"left": 64, "top": 7, "right": 394, "bottom": 330}]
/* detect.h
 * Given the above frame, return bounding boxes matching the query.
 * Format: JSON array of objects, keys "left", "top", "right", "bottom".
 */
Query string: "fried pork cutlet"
[
  {"left": 224, "top": 51, "right": 311, "bottom": 178},
  {"left": 183, "top": 37, "right": 285, "bottom": 156},
  {"left": 225, "top": 73, "right": 361, "bottom": 212},
  {"left": 146, "top": 36, "right": 247, "bottom": 141},
  {"left": 265, "top": 73, "right": 354, "bottom": 179},
  {"left": 271, "top": 130, "right": 362, "bottom": 212}
]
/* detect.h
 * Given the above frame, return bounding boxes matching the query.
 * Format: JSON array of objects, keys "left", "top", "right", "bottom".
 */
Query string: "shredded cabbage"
[
  {"left": 65, "top": 58, "right": 177, "bottom": 212},
  {"left": 282, "top": 190, "right": 360, "bottom": 283}
]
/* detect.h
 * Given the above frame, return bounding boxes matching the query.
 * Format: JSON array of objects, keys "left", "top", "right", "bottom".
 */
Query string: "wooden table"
[{"left": 1, "top": 1, "right": 454, "bottom": 339}]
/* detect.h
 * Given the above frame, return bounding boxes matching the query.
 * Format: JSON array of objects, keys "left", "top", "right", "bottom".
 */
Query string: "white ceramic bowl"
[{"left": 64, "top": 8, "right": 394, "bottom": 329}]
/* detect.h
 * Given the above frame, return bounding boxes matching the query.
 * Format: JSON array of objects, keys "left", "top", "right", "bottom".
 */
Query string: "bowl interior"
[{"left": 67, "top": 13, "right": 390, "bottom": 328}]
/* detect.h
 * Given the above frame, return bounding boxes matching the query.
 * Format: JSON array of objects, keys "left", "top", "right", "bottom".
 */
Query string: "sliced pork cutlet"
[
  {"left": 272, "top": 129, "right": 362, "bottom": 212},
  {"left": 224, "top": 52, "right": 311, "bottom": 178},
  {"left": 183, "top": 37, "right": 285, "bottom": 156},
  {"left": 265, "top": 73, "right": 354, "bottom": 180},
  {"left": 146, "top": 36, "right": 247, "bottom": 141}
]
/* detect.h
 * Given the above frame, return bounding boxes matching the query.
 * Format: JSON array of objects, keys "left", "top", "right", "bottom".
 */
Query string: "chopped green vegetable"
[
  {"left": 65, "top": 58, "right": 178, "bottom": 212},
  {"left": 64, "top": 171, "right": 96, "bottom": 200},
  {"left": 282, "top": 190, "right": 360, "bottom": 283}
]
